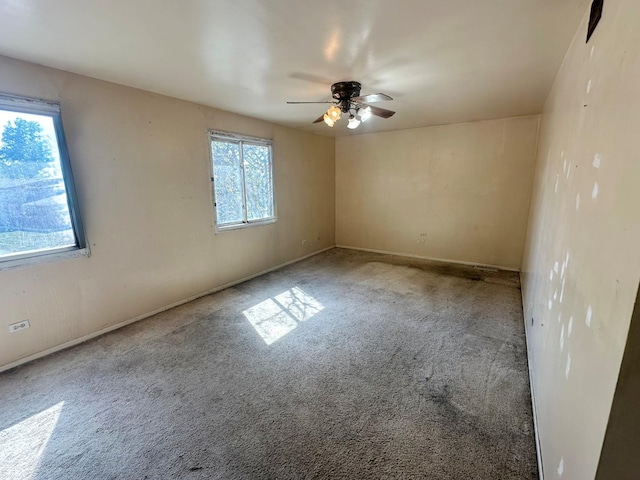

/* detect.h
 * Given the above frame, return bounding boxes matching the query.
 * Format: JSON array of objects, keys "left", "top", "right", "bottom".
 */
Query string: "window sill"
[
  {"left": 215, "top": 218, "right": 277, "bottom": 233},
  {"left": 0, "top": 246, "right": 90, "bottom": 272}
]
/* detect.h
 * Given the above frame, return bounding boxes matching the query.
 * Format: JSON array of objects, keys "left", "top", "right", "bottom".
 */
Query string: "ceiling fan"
[{"left": 287, "top": 81, "right": 395, "bottom": 129}]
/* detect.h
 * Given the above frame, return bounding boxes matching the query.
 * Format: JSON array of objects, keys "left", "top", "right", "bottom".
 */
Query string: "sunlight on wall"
[
  {"left": 243, "top": 287, "right": 324, "bottom": 345},
  {"left": 0, "top": 401, "right": 64, "bottom": 480}
]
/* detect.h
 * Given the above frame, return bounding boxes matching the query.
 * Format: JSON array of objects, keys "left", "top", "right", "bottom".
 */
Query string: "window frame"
[
  {"left": 0, "top": 93, "right": 88, "bottom": 271},
  {"left": 208, "top": 130, "right": 276, "bottom": 232}
]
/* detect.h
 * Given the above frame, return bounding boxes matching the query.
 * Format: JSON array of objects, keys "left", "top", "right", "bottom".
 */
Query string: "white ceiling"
[{"left": 0, "top": 0, "right": 588, "bottom": 136}]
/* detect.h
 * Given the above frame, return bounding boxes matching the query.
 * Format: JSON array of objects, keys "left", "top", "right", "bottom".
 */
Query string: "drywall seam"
[
  {"left": 521, "top": 279, "right": 545, "bottom": 480},
  {"left": 0, "top": 245, "right": 336, "bottom": 373},
  {"left": 336, "top": 245, "right": 520, "bottom": 272}
]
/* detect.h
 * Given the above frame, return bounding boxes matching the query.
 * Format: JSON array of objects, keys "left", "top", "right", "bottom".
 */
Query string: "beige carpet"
[{"left": 0, "top": 248, "right": 537, "bottom": 479}]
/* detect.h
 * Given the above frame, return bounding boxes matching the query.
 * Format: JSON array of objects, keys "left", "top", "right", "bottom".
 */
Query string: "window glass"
[
  {"left": 243, "top": 144, "right": 274, "bottom": 221},
  {"left": 210, "top": 132, "right": 275, "bottom": 230},
  {"left": 211, "top": 141, "right": 243, "bottom": 225},
  {"left": 0, "top": 106, "right": 80, "bottom": 261}
]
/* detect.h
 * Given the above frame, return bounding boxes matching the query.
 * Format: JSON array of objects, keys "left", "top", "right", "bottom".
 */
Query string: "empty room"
[{"left": 0, "top": 1, "right": 639, "bottom": 479}]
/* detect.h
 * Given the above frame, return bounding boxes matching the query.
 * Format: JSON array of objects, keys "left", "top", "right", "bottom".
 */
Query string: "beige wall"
[
  {"left": 520, "top": 0, "right": 640, "bottom": 479},
  {"left": 335, "top": 116, "right": 539, "bottom": 270},
  {"left": 0, "top": 56, "right": 335, "bottom": 370}
]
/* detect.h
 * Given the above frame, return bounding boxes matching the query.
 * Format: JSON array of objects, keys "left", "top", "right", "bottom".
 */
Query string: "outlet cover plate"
[{"left": 9, "top": 320, "right": 30, "bottom": 333}]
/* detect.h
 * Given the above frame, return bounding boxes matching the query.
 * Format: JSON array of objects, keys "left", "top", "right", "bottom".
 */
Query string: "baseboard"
[
  {"left": 0, "top": 245, "right": 336, "bottom": 373},
  {"left": 520, "top": 276, "right": 545, "bottom": 480},
  {"left": 335, "top": 245, "right": 520, "bottom": 272}
]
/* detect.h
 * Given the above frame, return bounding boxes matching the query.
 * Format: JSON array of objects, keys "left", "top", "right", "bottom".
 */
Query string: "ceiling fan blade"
[
  {"left": 287, "top": 101, "right": 335, "bottom": 104},
  {"left": 312, "top": 114, "right": 326, "bottom": 124},
  {"left": 363, "top": 104, "right": 396, "bottom": 119},
  {"left": 352, "top": 93, "right": 393, "bottom": 103}
]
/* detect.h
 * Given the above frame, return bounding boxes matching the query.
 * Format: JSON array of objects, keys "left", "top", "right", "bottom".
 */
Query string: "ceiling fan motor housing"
[{"left": 331, "top": 81, "right": 362, "bottom": 112}]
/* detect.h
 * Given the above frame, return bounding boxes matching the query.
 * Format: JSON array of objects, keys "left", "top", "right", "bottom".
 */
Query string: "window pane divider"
[{"left": 239, "top": 140, "right": 249, "bottom": 224}]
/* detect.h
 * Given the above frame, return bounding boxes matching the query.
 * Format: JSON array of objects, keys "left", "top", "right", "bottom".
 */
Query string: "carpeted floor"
[{"left": 0, "top": 248, "right": 537, "bottom": 479}]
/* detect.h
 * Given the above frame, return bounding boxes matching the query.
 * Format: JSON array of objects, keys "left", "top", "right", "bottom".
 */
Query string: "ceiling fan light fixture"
[
  {"left": 323, "top": 113, "right": 335, "bottom": 127},
  {"left": 347, "top": 115, "right": 361, "bottom": 129},
  {"left": 359, "top": 106, "right": 372, "bottom": 122},
  {"left": 327, "top": 105, "right": 341, "bottom": 122}
]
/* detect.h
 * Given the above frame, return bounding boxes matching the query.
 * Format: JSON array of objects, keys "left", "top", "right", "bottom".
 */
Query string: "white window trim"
[
  {"left": 0, "top": 93, "right": 89, "bottom": 270},
  {"left": 208, "top": 130, "right": 276, "bottom": 233},
  {"left": 0, "top": 245, "right": 89, "bottom": 272}
]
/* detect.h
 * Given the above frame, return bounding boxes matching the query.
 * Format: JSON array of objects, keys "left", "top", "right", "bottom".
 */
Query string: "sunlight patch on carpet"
[
  {"left": 0, "top": 401, "right": 64, "bottom": 480},
  {"left": 243, "top": 287, "right": 324, "bottom": 345}
]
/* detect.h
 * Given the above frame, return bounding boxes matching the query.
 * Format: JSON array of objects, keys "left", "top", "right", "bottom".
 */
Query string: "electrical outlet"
[
  {"left": 9, "top": 320, "right": 30, "bottom": 333},
  {"left": 418, "top": 239, "right": 426, "bottom": 244}
]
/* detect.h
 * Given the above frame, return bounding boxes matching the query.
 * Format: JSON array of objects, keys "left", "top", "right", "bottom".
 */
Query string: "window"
[
  {"left": 209, "top": 131, "right": 275, "bottom": 230},
  {"left": 0, "top": 94, "right": 86, "bottom": 269}
]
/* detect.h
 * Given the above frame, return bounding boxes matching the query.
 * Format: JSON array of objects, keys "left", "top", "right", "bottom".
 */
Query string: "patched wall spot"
[{"left": 568, "top": 316, "right": 574, "bottom": 337}]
